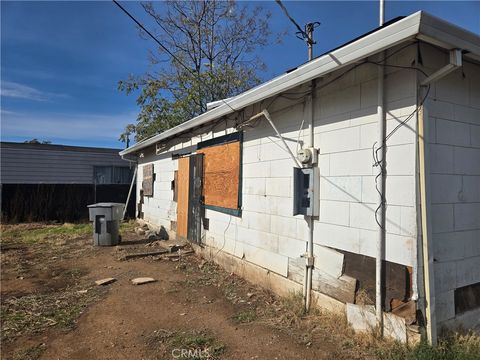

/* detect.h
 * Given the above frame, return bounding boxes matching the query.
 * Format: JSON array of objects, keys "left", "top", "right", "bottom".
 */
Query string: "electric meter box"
[
  {"left": 293, "top": 167, "right": 319, "bottom": 217},
  {"left": 297, "top": 147, "right": 318, "bottom": 165}
]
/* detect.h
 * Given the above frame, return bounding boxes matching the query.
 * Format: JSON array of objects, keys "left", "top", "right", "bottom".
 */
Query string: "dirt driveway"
[
  {"left": 2, "top": 223, "right": 347, "bottom": 360},
  {"left": 5, "top": 223, "right": 473, "bottom": 360}
]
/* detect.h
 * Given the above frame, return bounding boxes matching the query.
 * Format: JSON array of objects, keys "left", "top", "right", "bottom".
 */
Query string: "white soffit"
[{"left": 120, "top": 11, "right": 480, "bottom": 156}]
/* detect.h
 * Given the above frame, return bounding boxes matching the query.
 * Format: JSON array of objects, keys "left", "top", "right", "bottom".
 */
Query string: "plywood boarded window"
[
  {"left": 142, "top": 164, "right": 154, "bottom": 197},
  {"left": 197, "top": 133, "right": 241, "bottom": 213}
]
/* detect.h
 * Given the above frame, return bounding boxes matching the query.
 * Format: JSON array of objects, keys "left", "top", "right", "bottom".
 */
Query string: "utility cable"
[
  {"left": 372, "top": 81, "right": 431, "bottom": 229},
  {"left": 275, "top": 0, "right": 306, "bottom": 38},
  {"left": 112, "top": 0, "right": 237, "bottom": 114}
]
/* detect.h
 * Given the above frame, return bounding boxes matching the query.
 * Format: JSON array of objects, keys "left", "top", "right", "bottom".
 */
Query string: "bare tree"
[{"left": 119, "top": 0, "right": 278, "bottom": 142}]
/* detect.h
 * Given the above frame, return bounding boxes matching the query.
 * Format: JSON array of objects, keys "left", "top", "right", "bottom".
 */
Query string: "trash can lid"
[{"left": 87, "top": 202, "right": 125, "bottom": 208}]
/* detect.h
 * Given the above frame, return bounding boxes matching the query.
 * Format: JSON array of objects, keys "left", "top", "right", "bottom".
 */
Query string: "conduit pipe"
[
  {"left": 247, "top": 107, "right": 314, "bottom": 312},
  {"left": 122, "top": 165, "right": 137, "bottom": 221},
  {"left": 417, "top": 104, "right": 437, "bottom": 345},
  {"left": 418, "top": 48, "right": 461, "bottom": 345},
  {"left": 305, "top": 80, "right": 316, "bottom": 312},
  {"left": 376, "top": 0, "right": 386, "bottom": 334},
  {"left": 247, "top": 110, "right": 302, "bottom": 168}
]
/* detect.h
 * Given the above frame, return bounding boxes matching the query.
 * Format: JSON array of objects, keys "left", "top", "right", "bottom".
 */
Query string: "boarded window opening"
[
  {"left": 142, "top": 164, "right": 154, "bottom": 197},
  {"left": 197, "top": 133, "right": 242, "bottom": 216}
]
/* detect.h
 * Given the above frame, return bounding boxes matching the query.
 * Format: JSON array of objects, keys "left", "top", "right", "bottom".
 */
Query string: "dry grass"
[
  {"left": 190, "top": 259, "right": 480, "bottom": 359},
  {"left": 0, "top": 222, "right": 131, "bottom": 343},
  {"left": 10, "top": 344, "right": 47, "bottom": 360},
  {"left": 146, "top": 328, "right": 226, "bottom": 359},
  {"left": 1, "top": 285, "right": 104, "bottom": 343}
]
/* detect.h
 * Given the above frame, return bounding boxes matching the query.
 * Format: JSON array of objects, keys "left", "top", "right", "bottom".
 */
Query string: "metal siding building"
[
  {"left": 1, "top": 142, "right": 131, "bottom": 184},
  {"left": 1, "top": 142, "right": 135, "bottom": 222}
]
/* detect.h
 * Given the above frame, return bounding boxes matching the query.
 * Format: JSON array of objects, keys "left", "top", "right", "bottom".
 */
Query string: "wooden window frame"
[{"left": 197, "top": 132, "right": 243, "bottom": 217}]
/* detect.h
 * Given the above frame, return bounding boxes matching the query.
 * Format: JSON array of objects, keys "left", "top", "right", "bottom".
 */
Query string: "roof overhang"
[{"left": 120, "top": 11, "right": 480, "bottom": 157}]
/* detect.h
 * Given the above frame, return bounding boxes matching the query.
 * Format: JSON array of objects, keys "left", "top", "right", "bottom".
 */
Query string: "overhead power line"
[
  {"left": 113, "top": 0, "right": 187, "bottom": 72},
  {"left": 275, "top": 0, "right": 306, "bottom": 37},
  {"left": 112, "top": 0, "right": 236, "bottom": 113},
  {"left": 275, "top": 0, "right": 320, "bottom": 60}
]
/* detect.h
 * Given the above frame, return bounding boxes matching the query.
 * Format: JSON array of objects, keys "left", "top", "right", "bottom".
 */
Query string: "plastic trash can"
[{"left": 87, "top": 203, "right": 125, "bottom": 246}]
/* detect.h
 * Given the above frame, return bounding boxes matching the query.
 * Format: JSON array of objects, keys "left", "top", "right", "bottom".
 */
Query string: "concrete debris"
[
  {"left": 77, "top": 289, "right": 88, "bottom": 294},
  {"left": 134, "top": 227, "right": 146, "bottom": 236},
  {"left": 131, "top": 277, "right": 157, "bottom": 285},
  {"left": 95, "top": 278, "right": 116, "bottom": 286},
  {"left": 346, "top": 303, "right": 407, "bottom": 343}
]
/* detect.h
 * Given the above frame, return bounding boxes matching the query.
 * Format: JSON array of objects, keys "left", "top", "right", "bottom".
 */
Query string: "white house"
[{"left": 120, "top": 12, "right": 480, "bottom": 343}]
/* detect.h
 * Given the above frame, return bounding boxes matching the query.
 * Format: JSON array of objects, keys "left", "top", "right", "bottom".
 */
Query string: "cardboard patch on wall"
[{"left": 197, "top": 141, "right": 240, "bottom": 210}]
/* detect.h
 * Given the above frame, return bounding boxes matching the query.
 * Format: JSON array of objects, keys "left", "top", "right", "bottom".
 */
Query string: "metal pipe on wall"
[
  {"left": 122, "top": 165, "right": 137, "bottom": 221},
  {"left": 305, "top": 80, "right": 316, "bottom": 312},
  {"left": 376, "top": 0, "right": 386, "bottom": 333}
]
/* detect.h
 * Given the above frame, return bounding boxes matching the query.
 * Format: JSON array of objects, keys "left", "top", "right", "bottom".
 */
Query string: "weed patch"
[
  {"left": 10, "top": 343, "right": 47, "bottom": 360},
  {"left": 147, "top": 329, "right": 226, "bottom": 359},
  {"left": 1, "top": 286, "right": 104, "bottom": 342},
  {"left": 232, "top": 309, "right": 257, "bottom": 324},
  {"left": 1, "top": 223, "right": 92, "bottom": 245}
]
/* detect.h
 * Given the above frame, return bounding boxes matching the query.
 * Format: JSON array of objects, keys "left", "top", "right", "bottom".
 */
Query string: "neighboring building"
[
  {"left": 1, "top": 142, "right": 135, "bottom": 222},
  {"left": 120, "top": 12, "right": 480, "bottom": 342}
]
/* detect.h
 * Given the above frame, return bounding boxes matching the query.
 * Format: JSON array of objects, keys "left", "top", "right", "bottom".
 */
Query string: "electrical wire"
[
  {"left": 112, "top": 0, "right": 237, "bottom": 113},
  {"left": 275, "top": 0, "right": 307, "bottom": 38},
  {"left": 372, "top": 81, "right": 431, "bottom": 229}
]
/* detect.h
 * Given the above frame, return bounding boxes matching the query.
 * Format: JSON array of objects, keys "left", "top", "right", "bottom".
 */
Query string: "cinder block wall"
[
  {"left": 136, "top": 42, "right": 420, "bottom": 294},
  {"left": 423, "top": 44, "right": 480, "bottom": 328}
]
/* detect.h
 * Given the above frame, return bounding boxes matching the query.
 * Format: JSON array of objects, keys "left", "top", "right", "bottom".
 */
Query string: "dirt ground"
[
  {"left": 1, "top": 223, "right": 354, "bottom": 360},
  {"left": 4, "top": 223, "right": 477, "bottom": 360}
]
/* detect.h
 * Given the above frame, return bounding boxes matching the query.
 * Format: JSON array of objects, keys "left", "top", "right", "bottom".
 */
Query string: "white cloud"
[{"left": 0, "top": 81, "right": 69, "bottom": 101}]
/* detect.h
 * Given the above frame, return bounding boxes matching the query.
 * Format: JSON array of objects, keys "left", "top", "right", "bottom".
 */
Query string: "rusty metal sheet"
[{"left": 197, "top": 141, "right": 240, "bottom": 210}]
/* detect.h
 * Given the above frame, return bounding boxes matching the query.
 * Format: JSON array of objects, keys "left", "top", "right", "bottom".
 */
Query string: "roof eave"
[{"left": 120, "top": 10, "right": 480, "bottom": 157}]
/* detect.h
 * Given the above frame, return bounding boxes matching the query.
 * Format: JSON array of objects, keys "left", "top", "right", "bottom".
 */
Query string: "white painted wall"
[
  {"left": 136, "top": 43, "right": 419, "bottom": 292},
  {"left": 423, "top": 44, "right": 480, "bottom": 328}
]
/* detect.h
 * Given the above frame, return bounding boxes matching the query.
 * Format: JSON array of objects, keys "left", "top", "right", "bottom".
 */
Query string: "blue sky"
[{"left": 1, "top": 1, "right": 479, "bottom": 149}]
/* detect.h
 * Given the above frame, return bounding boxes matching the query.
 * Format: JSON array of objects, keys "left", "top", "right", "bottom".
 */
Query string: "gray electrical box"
[
  {"left": 293, "top": 167, "right": 319, "bottom": 217},
  {"left": 88, "top": 203, "right": 125, "bottom": 246}
]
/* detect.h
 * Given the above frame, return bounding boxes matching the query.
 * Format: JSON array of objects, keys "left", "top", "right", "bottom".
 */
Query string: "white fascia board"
[
  {"left": 120, "top": 12, "right": 424, "bottom": 156},
  {"left": 417, "top": 12, "right": 480, "bottom": 63}
]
